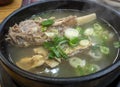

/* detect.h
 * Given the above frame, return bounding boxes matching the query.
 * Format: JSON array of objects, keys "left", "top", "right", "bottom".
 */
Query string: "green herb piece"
[
  {"left": 41, "top": 19, "right": 54, "bottom": 27},
  {"left": 100, "top": 46, "right": 110, "bottom": 54},
  {"left": 76, "top": 26, "right": 84, "bottom": 34},
  {"left": 69, "top": 37, "right": 79, "bottom": 47},
  {"left": 41, "top": 26, "right": 47, "bottom": 32},
  {"left": 113, "top": 41, "right": 120, "bottom": 48},
  {"left": 48, "top": 52, "right": 55, "bottom": 59}
]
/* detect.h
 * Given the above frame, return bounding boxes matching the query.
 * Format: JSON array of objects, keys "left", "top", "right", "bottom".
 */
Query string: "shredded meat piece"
[
  {"left": 19, "top": 20, "right": 40, "bottom": 33},
  {"left": 6, "top": 20, "right": 49, "bottom": 47}
]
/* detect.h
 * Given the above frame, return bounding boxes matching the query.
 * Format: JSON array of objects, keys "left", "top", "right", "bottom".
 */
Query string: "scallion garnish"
[{"left": 41, "top": 19, "right": 54, "bottom": 27}]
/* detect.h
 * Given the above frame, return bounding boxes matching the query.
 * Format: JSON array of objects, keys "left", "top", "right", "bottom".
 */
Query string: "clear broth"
[{"left": 8, "top": 10, "right": 119, "bottom": 77}]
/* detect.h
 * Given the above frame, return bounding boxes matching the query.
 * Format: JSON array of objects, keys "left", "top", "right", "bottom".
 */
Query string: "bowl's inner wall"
[{"left": 0, "top": 0, "right": 120, "bottom": 64}]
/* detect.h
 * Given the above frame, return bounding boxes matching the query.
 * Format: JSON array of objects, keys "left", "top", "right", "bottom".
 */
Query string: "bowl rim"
[{"left": 0, "top": 0, "right": 120, "bottom": 84}]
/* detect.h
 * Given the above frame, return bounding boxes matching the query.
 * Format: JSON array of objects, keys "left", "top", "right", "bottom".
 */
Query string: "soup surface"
[{"left": 7, "top": 10, "right": 119, "bottom": 77}]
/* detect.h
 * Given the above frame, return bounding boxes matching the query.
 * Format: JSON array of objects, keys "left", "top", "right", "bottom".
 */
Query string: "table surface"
[{"left": 0, "top": 0, "right": 22, "bottom": 23}]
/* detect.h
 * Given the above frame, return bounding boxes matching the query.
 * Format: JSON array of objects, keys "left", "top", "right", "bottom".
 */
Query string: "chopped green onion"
[
  {"left": 53, "top": 36, "right": 67, "bottom": 45},
  {"left": 43, "top": 36, "right": 68, "bottom": 59},
  {"left": 64, "top": 28, "right": 79, "bottom": 39},
  {"left": 86, "top": 64, "right": 100, "bottom": 73},
  {"left": 113, "top": 41, "right": 120, "bottom": 48},
  {"left": 76, "top": 26, "right": 84, "bottom": 34},
  {"left": 56, "top": 46, "right": 68, "bottom": 58},
  {"left": 50, "top": 47, "right": 61, "bottom": 58},
  {"left": 48, "top": 46, "right": 68, "bottom": 59},
  {"left": 100, "top": 46, "right": 110, "bottom": 54},
  {"left": 75, "top": 64, "right": 100, "bottom": 76},
  {"left": 84, "top": 28, "right": 94, "bottom": 36},
  {"left": 41, "top": 19, "right": 54, "bottom": 27},
  {"left": 89, "top": 49, "right": 102, "bottom": 60},
  {"left": 69, "top": 57, "right": 86, "bottom": 68},
  {"left": 69, "top": 37, "right": 79, "bottom": 47}
]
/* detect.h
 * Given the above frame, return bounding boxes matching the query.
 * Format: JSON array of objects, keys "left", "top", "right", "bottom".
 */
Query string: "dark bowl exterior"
[{"left": 0, "top": 0, "right": 120, "bottom": 87}]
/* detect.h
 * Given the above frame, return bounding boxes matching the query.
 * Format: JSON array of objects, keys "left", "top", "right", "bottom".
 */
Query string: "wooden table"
[
  {"left": 0, "top": 1, "right": 22, "bottom": 87},
  {"left": 0, "top": 0, "right": 22, "bottom": 23}
]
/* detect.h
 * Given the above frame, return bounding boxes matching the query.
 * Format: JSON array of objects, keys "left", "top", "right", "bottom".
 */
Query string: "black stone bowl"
[{"left": 0, "top": 0, "right": 120, "bottom": 87}]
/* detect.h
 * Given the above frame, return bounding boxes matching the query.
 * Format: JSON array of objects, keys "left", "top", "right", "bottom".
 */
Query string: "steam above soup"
[{"left": 6, "top": 10, "right": 119, "bottom": 77}]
